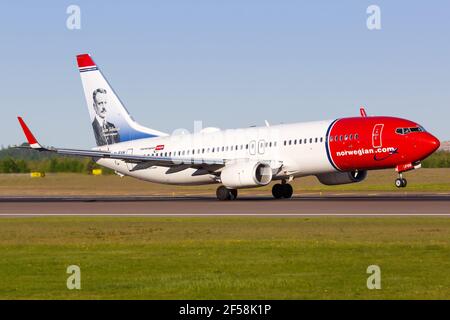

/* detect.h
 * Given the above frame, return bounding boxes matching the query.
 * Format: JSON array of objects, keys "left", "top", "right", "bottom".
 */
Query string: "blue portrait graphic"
[{"left": 91, "top": 88, "right": 121, "bottom": 146}]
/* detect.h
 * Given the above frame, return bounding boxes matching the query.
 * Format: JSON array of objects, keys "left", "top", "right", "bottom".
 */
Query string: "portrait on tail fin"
[{"left": 91, "top": 88, "right": 120, "bottom": 146}]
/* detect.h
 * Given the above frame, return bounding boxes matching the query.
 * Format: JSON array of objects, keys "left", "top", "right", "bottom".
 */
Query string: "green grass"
[
  {"left": 1, "top": 217, "right": 450, "bottom": 299},
  {"left": 0, "top": 168, "right": 449, "bottom": 196}
]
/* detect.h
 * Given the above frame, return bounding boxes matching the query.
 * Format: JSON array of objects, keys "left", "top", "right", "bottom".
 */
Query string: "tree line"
[
  {"left": 0, "top": 145, "right": 114, "bottom": 174},
  {"left": 421, "top": 151, "right": 450, "bottom": 168}
]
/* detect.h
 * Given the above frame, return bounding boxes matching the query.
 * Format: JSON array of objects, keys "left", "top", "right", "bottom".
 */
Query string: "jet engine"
[
  {"left": 220, "top": 161, "right": 273, "bottom": 189},
  {"left": 316, "top": 170, "right": 367, "bottom": 185}
]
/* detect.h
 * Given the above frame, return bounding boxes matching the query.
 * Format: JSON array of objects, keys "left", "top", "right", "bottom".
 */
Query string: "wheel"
[
  {"left": 272, "top": 184, "right": 284, "bottom": 199},
  {"left": 216, "top": 186, "right": 231, "bottom": 201},
  {"left": 230, "top": 189, "right": 238, "bottom": 200},
  {"left": 401, "top": 178, "right": 407, "bottom": 188},
  {"left": 282, "top": 184, "right": 293, "bottom": 199},
  {"left": 395, "top": 178, "right": 403, "bottom": 188}
]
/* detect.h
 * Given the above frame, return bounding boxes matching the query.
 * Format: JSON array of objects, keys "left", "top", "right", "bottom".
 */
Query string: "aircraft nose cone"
[
  {"left": 420, "top": 133, "right": 440, "bottom": 158},
  {"left": 427, "top": 134, "right": 440, "bottom": 152}
]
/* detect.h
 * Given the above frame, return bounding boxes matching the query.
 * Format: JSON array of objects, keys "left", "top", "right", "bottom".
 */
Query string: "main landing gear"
[
  {"left": 272, "top": 182, "right": 293, "bottom": 199},
  {"left": 395, "top": 173, "right": 407, "bottom": 188},
  {"left": 216, "top": 183, "right": 294, "bottom": 201},
  {"left": 216, "top": 186, "right": 238, "bottom": 201}
]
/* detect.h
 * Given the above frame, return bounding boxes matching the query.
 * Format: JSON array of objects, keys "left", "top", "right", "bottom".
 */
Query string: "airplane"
[{"left": 17, "top": 53, "right": 440, "bottom": 200}]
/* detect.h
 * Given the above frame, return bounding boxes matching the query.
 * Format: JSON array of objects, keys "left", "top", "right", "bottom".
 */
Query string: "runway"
[{"left": 0, "top": 194, "right": 449, "bottom": 217}]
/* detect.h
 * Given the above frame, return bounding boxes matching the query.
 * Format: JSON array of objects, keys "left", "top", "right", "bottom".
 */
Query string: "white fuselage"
[{"left": 96, "top": 120, "right": 337, "bottom": 186}]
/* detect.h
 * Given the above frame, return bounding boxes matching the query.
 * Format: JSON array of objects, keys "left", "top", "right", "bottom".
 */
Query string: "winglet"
[
  {"left": 17, "top": 117, "right": 43, "bottom": 149},
  {"left": 360, "top": 107, "right": 367, "bottom": 117}
]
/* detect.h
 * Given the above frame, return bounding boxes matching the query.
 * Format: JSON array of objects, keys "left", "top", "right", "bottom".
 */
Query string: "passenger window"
[
  {"left": 355, "top": 134, "right": 359, "bottom": 140},
  {"left": 320, "top": 137, "right": 323, "bottom": 142},
  {"left": 309, "top": 138, "right": 312, "bottom": 143},
  {"left": 349, "top": 134, "right": 353, "bottom": 140},
  {"left": 315, "top": 138, "right": 318, "bottom": 143},
  {"left": 299, "top": 139, "right": 302, "bottom": 144},
  {"left": 344, "top": 135, "right": 348, "bottom": 141}
]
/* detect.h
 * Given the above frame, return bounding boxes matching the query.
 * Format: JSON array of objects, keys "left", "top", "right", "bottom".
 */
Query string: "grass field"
[
  {"left": 0, "top": 169, "right": 449, "bottom": 299},
  {"left": 0, "top": 168, "right": 449, "bottom": 196},
  {"left": 1, "top": 217, "right": 450, "bottom": 299}
]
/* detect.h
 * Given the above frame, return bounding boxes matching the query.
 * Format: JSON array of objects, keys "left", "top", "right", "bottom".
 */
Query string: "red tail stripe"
[{"left": 76, "top": 54, "right": 96, "bottom": 68}]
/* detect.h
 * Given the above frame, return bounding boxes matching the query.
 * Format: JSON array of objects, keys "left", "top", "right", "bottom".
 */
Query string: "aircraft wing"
[{"left": 16, "top": 117, "right": 225, "bottom": 171}]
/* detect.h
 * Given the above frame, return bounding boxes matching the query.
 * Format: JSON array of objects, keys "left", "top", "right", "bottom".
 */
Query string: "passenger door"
[
  {"left": 372, "top": 124, "right": 384, "bottom": 148},
  {"left": 249, "top": 140, "right": 257, "bottom": 155},
  {"left": 126, "top": 148, "right": 136, "bottom": 171},
  {"left": 258, "top": 139, "right": 266, "bottom": 155}
]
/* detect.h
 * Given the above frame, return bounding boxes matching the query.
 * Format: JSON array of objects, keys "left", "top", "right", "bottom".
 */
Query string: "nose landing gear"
[{"left": 395, "top": 173, "right": 407, "bottom": 188}]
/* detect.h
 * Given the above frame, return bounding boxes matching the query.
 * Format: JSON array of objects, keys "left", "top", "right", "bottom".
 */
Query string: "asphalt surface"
[{"left": 0, "top": 194, "right": 449, "bottom": 217}]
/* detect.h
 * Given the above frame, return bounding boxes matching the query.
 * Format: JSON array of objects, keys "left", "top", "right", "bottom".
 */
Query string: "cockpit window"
[{"left": 395, "top": 126, "right": 425, "bottom": 135}]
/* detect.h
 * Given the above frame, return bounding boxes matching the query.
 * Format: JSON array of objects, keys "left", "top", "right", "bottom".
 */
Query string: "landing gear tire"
[
  {"left": 272, "top": 183, "right": 293, "bottom": 199},
  {"left": 395, "top": 178, "right": 407, "bottom": 188},
  {"left": 216, "top": 186, "right": 238, "bottom": 201},
  {"left": 272, "top": 184, "right": 284, "bottom": 199},
  {"left": 282, "top": 184, "right": 293, "bottom": 199}
]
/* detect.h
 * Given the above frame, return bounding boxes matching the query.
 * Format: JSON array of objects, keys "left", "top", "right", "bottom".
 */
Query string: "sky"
[{"left": 0, "top": 1, "right": 449, "bottom": 148}]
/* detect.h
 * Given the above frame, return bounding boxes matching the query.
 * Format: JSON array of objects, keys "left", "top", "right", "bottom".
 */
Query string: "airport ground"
[
  {"left": 1, "top": 217, "right": 450, "bottom": 299},
  {"left": 0, "top": 168, "right": 449, "bottom": 196},
  {"left": 0, "top": 168, "right": 449, "bottom": 299}
]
